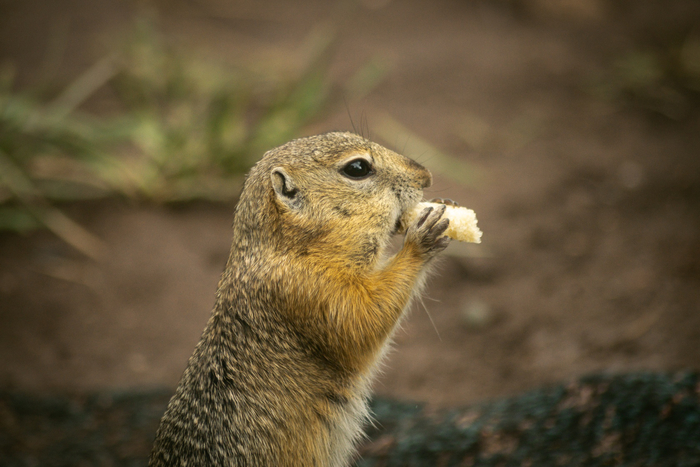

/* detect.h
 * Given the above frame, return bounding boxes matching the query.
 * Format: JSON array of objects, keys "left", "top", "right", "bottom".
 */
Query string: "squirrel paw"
[{"left": 405, "top": 204, "right": 450, "bottom": 259}]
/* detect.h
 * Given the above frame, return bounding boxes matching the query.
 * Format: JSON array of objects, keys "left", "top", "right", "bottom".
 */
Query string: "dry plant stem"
[
  {"left": 37, "top": 208, "right": 107, "bottom": 261},
  {"left": 0, "top": 149, "right": 106, "bottom": 260},
  {"left": 48, "top": 56, "right": 118, "bottom": 118}
]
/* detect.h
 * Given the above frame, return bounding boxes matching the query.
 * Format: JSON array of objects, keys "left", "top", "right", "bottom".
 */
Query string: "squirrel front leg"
[{"left": 325, "top": 205, "right": 450, "bottom": 371}]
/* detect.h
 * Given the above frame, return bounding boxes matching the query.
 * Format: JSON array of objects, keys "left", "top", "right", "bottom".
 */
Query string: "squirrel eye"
[{"left": 341, "top": 159, "right": 373, "bottom": 179}]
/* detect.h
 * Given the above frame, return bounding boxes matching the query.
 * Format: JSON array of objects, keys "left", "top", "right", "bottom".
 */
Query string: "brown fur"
[{"left": 149, "top": 132, "right": 450, "bottom": 466}]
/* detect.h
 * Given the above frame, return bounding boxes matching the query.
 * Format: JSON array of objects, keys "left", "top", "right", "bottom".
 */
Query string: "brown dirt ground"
[{"left": 1, "top": 0, "right": 699, "bottom": 408}]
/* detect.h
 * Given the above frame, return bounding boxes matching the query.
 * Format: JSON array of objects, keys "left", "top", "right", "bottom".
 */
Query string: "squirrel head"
[{"left": 232, "top": 132, "right": 431, "bottom": 271}]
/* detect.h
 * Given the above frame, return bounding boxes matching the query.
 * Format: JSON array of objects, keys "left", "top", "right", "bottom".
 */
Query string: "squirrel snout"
[
  {"left": 411, "top": 165, "right": 432, "bottom": 189},
  {"left": 420, "top": 170, "right": 432, "bottom": 189},
  {"left": 403, "top": 157, "right": 432, "bottom": 189}
]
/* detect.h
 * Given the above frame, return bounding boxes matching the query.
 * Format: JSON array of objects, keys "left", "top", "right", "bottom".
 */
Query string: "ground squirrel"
[{"left": 149, "top": 132, "right": 452, "bottom": 466}]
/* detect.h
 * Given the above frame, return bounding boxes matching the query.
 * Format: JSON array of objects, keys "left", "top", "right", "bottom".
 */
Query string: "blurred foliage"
[
  {"left": 0, "top": 19, "right": 385, "bottom": 257},
  {"left": 0, "top": 63, "right": 116, "bottom": 258},
  {"left": 488, "top": 0, "right": 700, "bottom": 119},
  {"left": 594, "top": 34, "right": 700, "bottom": 120},
  {"left": 111, "top": 20, "right": 337, "bottom": 202}
]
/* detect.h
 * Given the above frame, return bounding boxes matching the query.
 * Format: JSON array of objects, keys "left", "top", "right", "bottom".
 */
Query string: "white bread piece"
[{"left": 405, "top": 202, "right": 482, "bottom": 244}]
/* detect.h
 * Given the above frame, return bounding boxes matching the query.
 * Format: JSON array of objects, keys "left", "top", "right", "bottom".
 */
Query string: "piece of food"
[{"left": 404, "top": 202, "right": 482, "bottom": 244}]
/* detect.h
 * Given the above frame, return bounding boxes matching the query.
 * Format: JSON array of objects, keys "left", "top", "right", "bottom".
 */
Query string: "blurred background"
[{"left": 1, "top": 0, "right": 699, "bottom": 412}]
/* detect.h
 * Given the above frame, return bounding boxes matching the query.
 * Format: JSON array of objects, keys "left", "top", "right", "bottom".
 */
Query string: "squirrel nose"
[
  {"left": 403, "top": 157, "right": 432, "bottom": 189},
  {"left": 421, "top": 170, "right": 432, "bottom": 189},
  {"left": 413, "top": 165, "right": 432, "bottom": 189}
]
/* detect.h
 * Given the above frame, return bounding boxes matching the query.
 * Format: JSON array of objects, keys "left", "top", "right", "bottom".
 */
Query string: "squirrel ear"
[{"left": 271, "top": 167, "right": 302, "bottom": 210}]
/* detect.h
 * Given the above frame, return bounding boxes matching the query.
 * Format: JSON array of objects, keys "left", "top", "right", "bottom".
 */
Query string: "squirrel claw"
[
  {"left": 406, "top": 204, "right": 450, "bottom": 259},
  {"left": 429, "top": 197, "right": 459, "bottom": 207}
]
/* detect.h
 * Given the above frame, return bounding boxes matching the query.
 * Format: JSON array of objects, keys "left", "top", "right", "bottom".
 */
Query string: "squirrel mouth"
[
  {"left": 392, "top": 198, "right": 422, "bottom": 236},
  {"left": 392, "top": 208, "right": 410, "bottom": 235},
  {"left": 392, "top": 217, "right": 403, "bottom": 235},
  {"left": 392, "top": 201, "right": 419, "bottom": 236}
]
